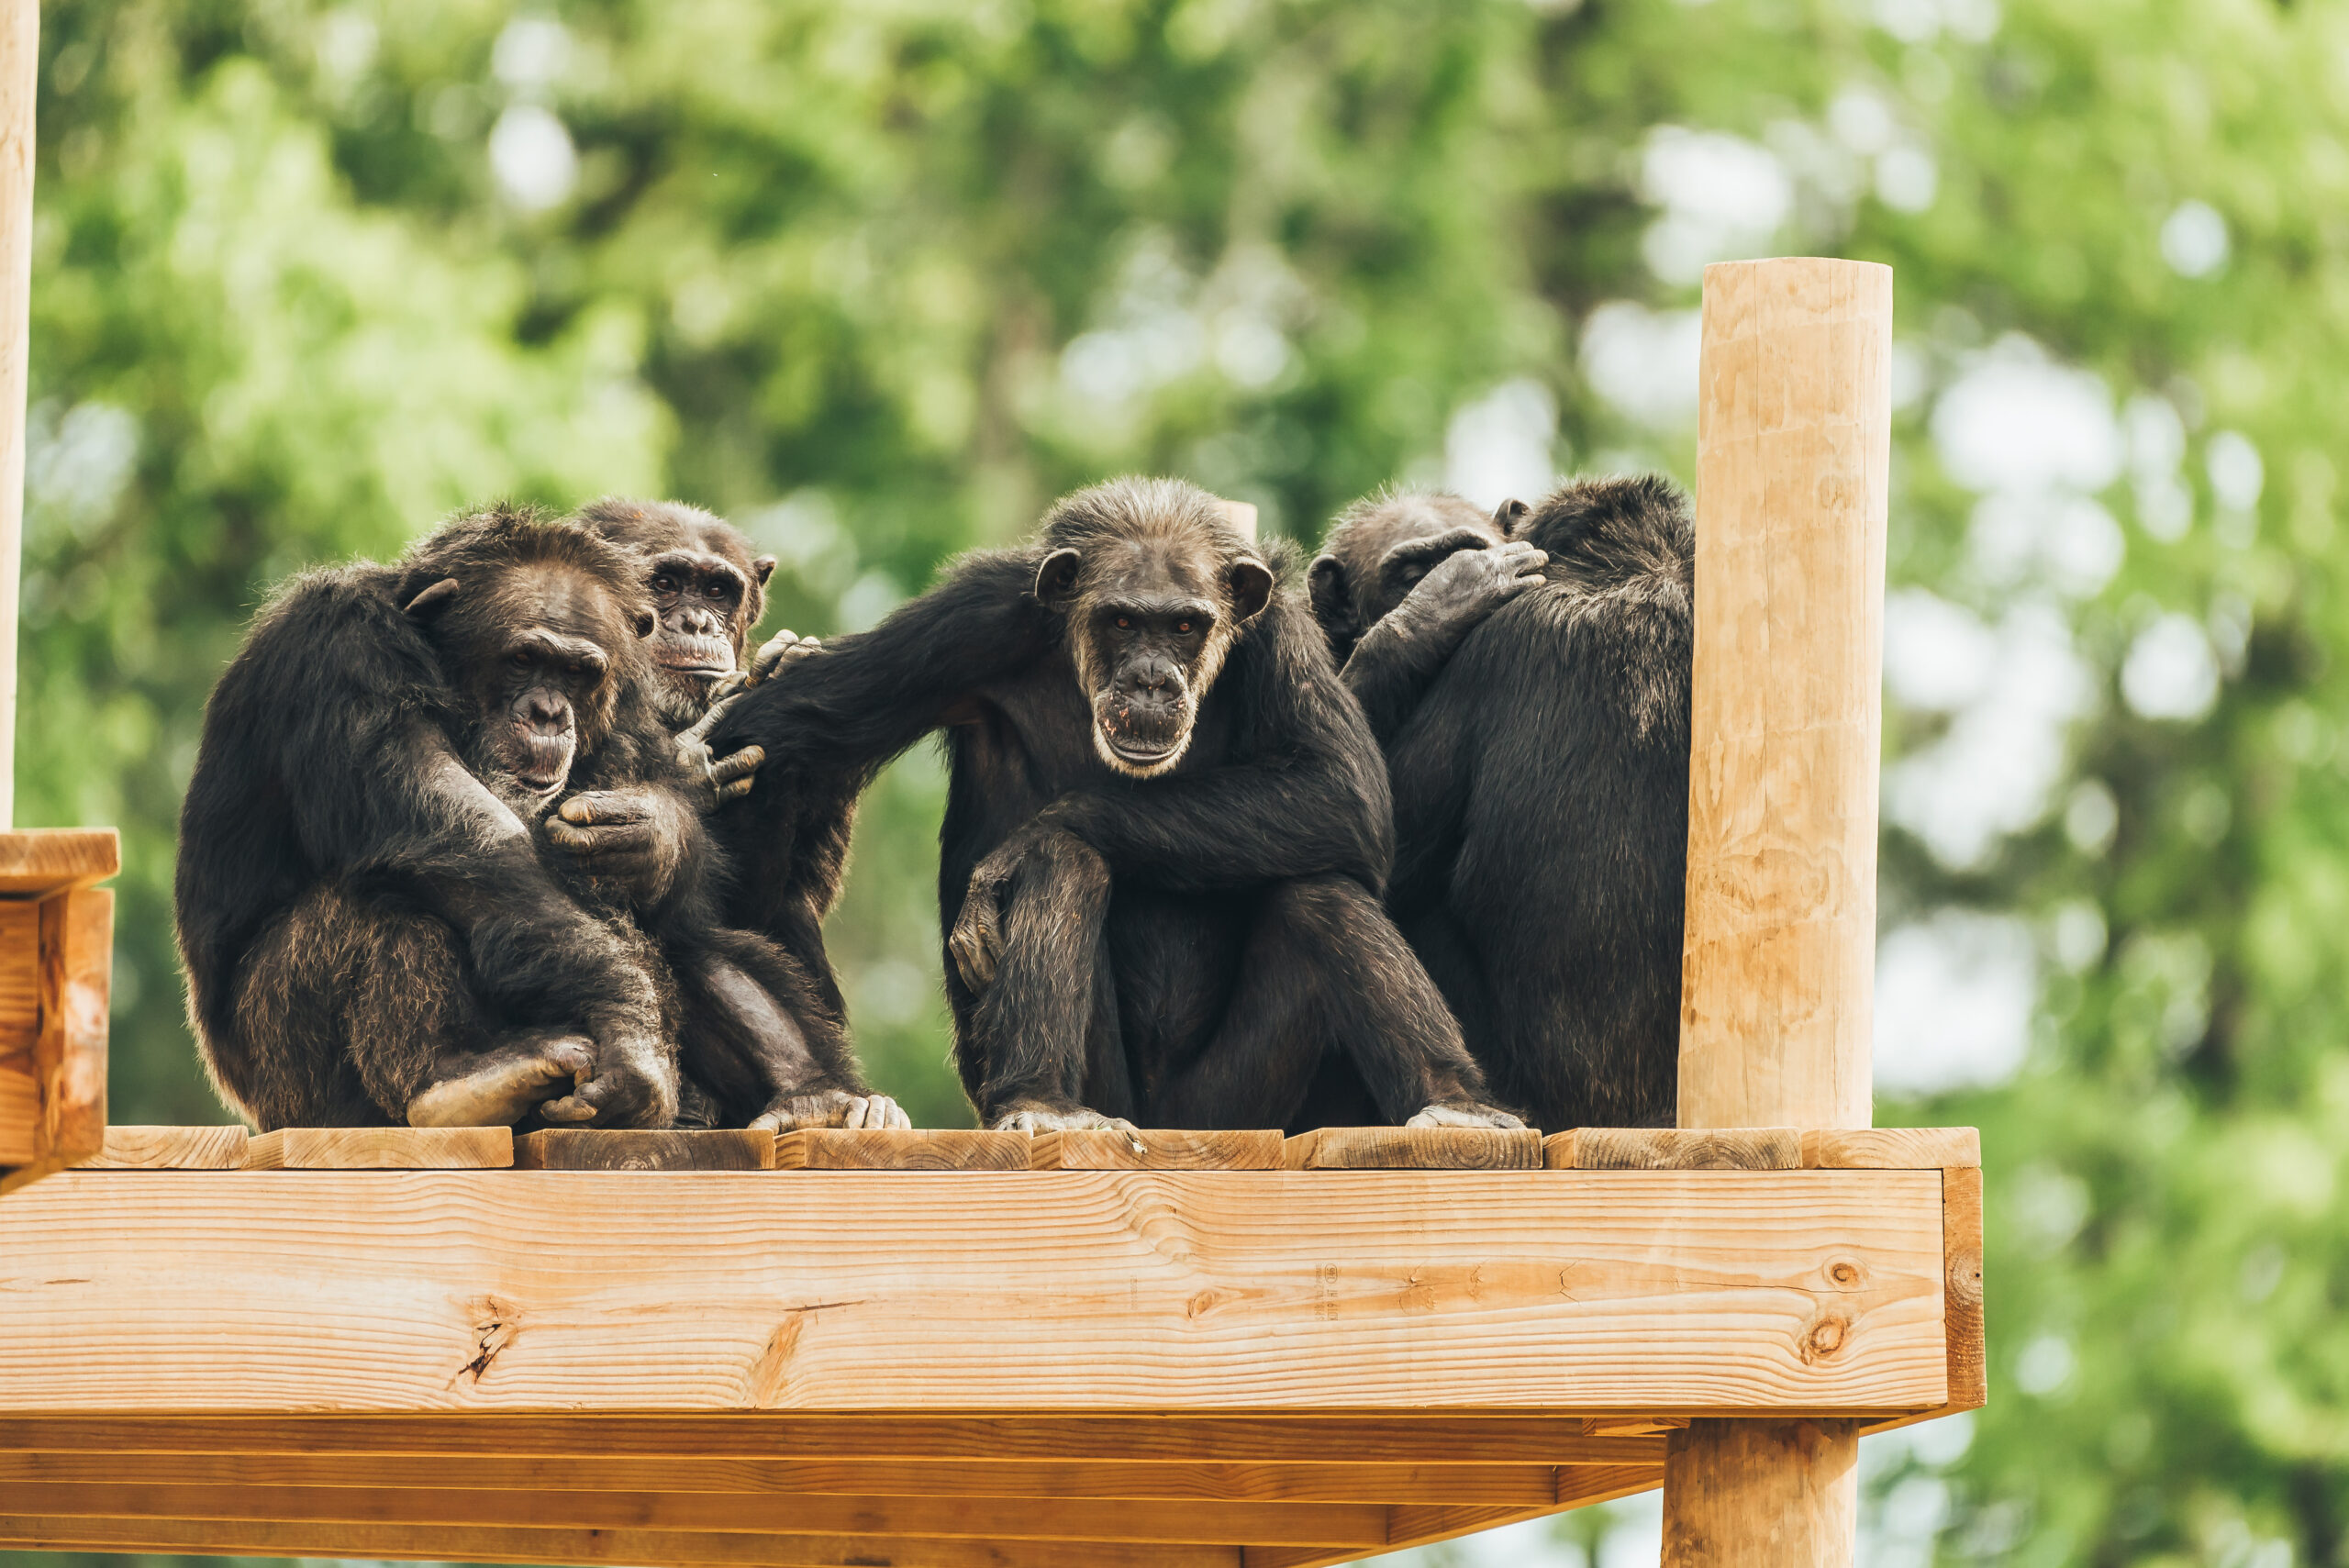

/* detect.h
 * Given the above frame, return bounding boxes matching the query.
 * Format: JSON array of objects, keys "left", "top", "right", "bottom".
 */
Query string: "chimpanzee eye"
[
  {"left": 1176, "top": 620, "right": 1193, "bottom": 635},
  {"left": 1115, "top": 617, "right": 1130, "bottom": 630},
  {"left": 510, "top": 650, "right": 532, "bottom": 668},
  {"left": 651, "top": 574, "right": 676, "bottom": 595}
]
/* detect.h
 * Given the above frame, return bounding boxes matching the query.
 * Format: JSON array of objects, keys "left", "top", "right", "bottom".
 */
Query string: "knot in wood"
[
  {"left": 1824, "top": 1257, "right": 1865, "bottom": 1289},
  {"left": 1799, "top": 1310, "right": 1850, "bottom": 1364}
]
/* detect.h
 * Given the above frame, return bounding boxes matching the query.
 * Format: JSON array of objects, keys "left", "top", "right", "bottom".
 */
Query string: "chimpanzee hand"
[
  {"left": 408, "top": 1032, "right": 595, "bottom": 1129},
  {"left": 674, "top": 634, "right": 822, "bottom": 804},
  {"left": 948, "top": 819, "right": 1060, "bottom": 993},
  {"left": 749, "top": 1084, "right": 913, "bottom": 1132},
  {"left": 1406, "top": 1100, "right": 1529, "bottom": 1130},
  {"left": 536, "top": 1028, "right": 678, "bottom": 1129},
  {"left": 545, "top": 787, "right": 688, "bottom": 906},
  {"left": 991, "top": 1099, "right": 1145, "bottom": 1149},
  {"left": 1386, "top": 540, "right": 1548, "bottom": 647}
]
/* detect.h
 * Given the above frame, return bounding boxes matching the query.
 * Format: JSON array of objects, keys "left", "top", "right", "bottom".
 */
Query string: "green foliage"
[{"left": 14, "top": 0, "right": 2349, "bottom": 1562}]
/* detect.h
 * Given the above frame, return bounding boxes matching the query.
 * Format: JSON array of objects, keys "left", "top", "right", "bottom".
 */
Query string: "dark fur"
[
  {"left": 1316, "top": 476, "right": 1695, "bottom": 1129},
  {"left": 709, "top": 476, "right": 1506, "bottom": 1130}
]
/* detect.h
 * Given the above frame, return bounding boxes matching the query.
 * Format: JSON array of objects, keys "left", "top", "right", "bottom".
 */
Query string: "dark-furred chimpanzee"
[
  {"left": 176, "top": 506, "right": 890, "bottom": 1133},
  {"left": 706, "top": 476, "right": 1519, "bottom": 1134},
  {"left": 573, "top": 496, "right": 901, "bottom": 1131},
  {"left": 1307, "top": 478, "right": 1695, "bottom": 1130}
]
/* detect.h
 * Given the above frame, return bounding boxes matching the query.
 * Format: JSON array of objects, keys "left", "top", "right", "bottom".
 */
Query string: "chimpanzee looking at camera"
[
  {"left": 707, "top": 476, "right": 1518, "bottom": 1134},
  {"left": 575, "top": 497, "right": 898, "bottom": 1130},
  {"left": 1307, "top": 478, "right": 1695, "bottom": 1130}
]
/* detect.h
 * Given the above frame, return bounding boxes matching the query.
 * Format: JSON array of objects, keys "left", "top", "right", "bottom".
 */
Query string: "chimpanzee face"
[
  {"left": 646, "top": 550, "right": 751, "bottom": 679},
  {"left": 1308, "top": 493, "right": 1515, "bottom": 649},
  {"left": 1036, "top": 539, "right": 1275, "bottom": 779},
  {"left": 405, "top": 562, "right": 654, "bottom": 798}
]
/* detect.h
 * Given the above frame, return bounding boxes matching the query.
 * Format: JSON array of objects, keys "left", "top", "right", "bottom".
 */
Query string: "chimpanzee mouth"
[
  {"left": 655, "top": 636, "right": 736, "bottom": 676},
  {"left": 515, "top": 732, "right": 574, "bottom": 795}
]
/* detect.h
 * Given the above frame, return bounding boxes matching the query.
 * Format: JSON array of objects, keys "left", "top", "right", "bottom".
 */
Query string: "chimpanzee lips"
[
  {"left": 656, "top": 635, "right": 736, "bottom": 676},
  {"left": 515, "top": 731, "right": 574, "bottom": 794}
]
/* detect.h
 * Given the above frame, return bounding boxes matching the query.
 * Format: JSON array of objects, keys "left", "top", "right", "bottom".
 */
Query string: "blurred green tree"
[{"left": 15, "top": 0, "right": 2349, "bottom": 1564}]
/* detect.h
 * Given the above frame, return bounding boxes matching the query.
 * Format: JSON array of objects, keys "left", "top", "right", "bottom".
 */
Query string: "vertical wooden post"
[
  {"left": 0, "top": 0, "right": 35, "bottom": 828},
  {"left": 1664, "top": 257, "right": 1891, "bottom": 1566}
]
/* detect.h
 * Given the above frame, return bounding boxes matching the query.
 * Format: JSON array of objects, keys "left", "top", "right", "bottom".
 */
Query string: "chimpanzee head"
[
  {"left": 1308, "top": 490, "right": 1528, "bottom": 660},
  {"left": 399, "top": 507, "right": 657, "bottom": 799},
  {"left": 577, "top": 497, "right": 777, "bottom": 719},
  {"left": 1032, "top": 477, "right": 1275, "bottom": 780}
]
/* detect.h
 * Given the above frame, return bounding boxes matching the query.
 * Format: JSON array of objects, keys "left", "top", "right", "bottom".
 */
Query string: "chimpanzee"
[
  {"left": 1307, "top": 478, "right": 1695, "bottom": 1130},
  {"left": 573, "top": 496, "right": 898, "bottom": 1130},
  {"left": 176, "top": 506, "right": 893, "bottom": 1132},
  {"left": 706, "top": 476, "right": 1519, "bottom": 1134}
]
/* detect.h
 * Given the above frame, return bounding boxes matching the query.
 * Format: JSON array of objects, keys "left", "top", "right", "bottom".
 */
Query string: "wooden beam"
[
  {"left": 1800, "top": 1128, "right": 1979, "bottom": 1169},
  {"left": 0, "top": 1168, "right": 1947, "bottom": 1414},
  {"left": 0, "top": 1515, "right": 1239, "bottom": 1568},
  {"left": 243, "top": 1126, "right": 513, "bottom": 1169},
  {"left": 1242, "top": 1465, "right": 1666, "bottom": 1568},
  {"left": 0, "top": 828, "right": 119, "bottom": 896},
  {"left": 3, "top": 1481, "right": 1386, "bottom": 1547},
  {"left": 775, "top": 1128, "right": 1030, "bottom": 1169},
  {"left": 72, "top": 1125, "right": 249, "bottom": 1170},
  {"left": 0, "top": 0, "right": 35, "bottom": 828},
  {"left": 515, "top": 1129, "right": 774, "bottom": 1171},
  {"left": 29, "top": 887, "right": 108, "bottom": 1165},
  {"left": 0, "top": 1451, "right": 1572, "bottom": 1505},
  {"left": 1666, "top": 257, "right": 1894, "bottom": 1568},
  {"left": 1280, "top": 1127, "right": 1540, "bottom": 1169},
  {"left": 1030, "top": 1129, "right": 1281, "bottom": 1170},
  {"left": 1546, "top": 1129, "right": 1798, "bottom": 1171},
  {"left": 0, "top": 1414, "right": 1669, "bottom": 1467}
]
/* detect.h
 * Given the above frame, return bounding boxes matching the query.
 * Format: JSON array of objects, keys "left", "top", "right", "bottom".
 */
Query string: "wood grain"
[
  {"left": 0, "top": 897, "right": 34, "bottom": 1055},
  {"left": 1943, "top": 1164, "right": 1985, "bottom": 1410},
  {"left": 1281, "top": 1128, "right": 1541, "bottom": 1170},
  {"left": 71, "top": 1126, "right": 249, "bottom": 1170},
  {"left": 1244, "top": 1468, "right": 1665, "bottom": 1568},
  {"left": 1663, "top": 1419, "right": 1857, "bottom": 1563},
  {"left": 0, "top": 1169, "right": 1947, "bottom": 1414},
  {"left": 5, "top": 1480, "right": 1384, "bottom": 1546},
  {"left": 1677, "top": 259, "right": 1889, "bottom": 1132},
  {"left": 1548, "top": 1129, "right": 1799, "bottom": 1171},
  {"left": 0, "top": 1515, "right": 1234, "bottom": 1568},
  {"left": 0, "top": 1414, "right": 1669, "bottom": 1467},
  {"left": 0, "top": 1451, "right": 1570, "bottom": 1506},
  {"left": 0, "top": 830, "right": 119, "bottom": 897},
  {"left": 32, "top": 888, "right": 109, "bottom": 1165},
  {"left": 0, "top": 1060, "right": 31, "bottom": 1166},
  {"left": 1800, "top": 1128, "right": 1979, "bottom": 1170},
  {"left": 515, "top": 1129, "right": 774, "bottom": 1171},
  {"left": 243, "top": 1127, "right": 513, "bottom": 1170},
  {"left": 1031, "top": 1129, "right": 1282, "bottom": 1171},
  {"left": 774, "top": 1129, "right": 1030, "bottom": 1170}
]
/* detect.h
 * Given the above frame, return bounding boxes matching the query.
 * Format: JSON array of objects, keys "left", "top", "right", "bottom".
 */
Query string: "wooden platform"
[
  {"left": 0, "top": 828, "right": 115, "bottom": 1190},
  {"left": 0, "top": 1131, "right": 1984, "bottom": 1567}
]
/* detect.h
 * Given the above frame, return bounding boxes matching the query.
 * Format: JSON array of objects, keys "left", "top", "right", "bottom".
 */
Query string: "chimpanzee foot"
[
  {"left": 536, "top": 1033, "right": 680, "bottom": 1129},
  {"left": 1406, "top": 1101, "right": 1529, "bottom": 1131},
  {"left": 407, "top": 1035, "right": 595, "bottom": 1128},
  {"left": 751, "top": 1087, "right": 913, "bottom": 1133},
  {"left": 991, "top": 1101, "right": 1145, "bottom": 1151}
]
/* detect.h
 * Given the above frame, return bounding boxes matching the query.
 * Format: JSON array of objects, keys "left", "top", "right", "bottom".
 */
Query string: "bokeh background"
[{"left": 8, "top": 0, "right": 2348, "bottom": 1562}]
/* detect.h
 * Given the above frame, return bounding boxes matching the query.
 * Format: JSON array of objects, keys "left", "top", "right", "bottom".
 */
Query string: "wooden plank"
[
  {"left": 515, "top": 1129, "right": 774, "bottom": 1171},
  {"left": 1943, "top": 1165, "right": 1985, "bottom": 1407},
  {"left": 0, "top": 1169, "right": 1948, "bottom": 1414},
  {"left": 0, "top": 829, "right": 119, "bottom": 898},
  {"left": 1801, "top": 1128, "right": 1979, "bottom": 1169},
  {"left": 1245, "top": 1466, "right": 1664, "bottom": 1568},
  {"left": 0, "top": 1451, "right": 1570, "bottom": 1505},
  {"left": 244, "top": 1127, "right": 512, "bottom": 1169},
  {"left": 775, "top": 1128, "right": 1030, "bottom": 1170},
  {"left": 0, "top": 1515, "right": 1235, "bottom": 1568},
  {"left": 0, "top": 897, "right": 34, "bottom": 1054},
  {"left": 1548, "top": 1129, "right": 1798, "bottom": 1171},
  {"left": 1281, "top": 1128, "right": 1540, "bottom": 1170},
  {"left": 31, "top": 887, "right": 108, "bottom": 1165},
  {"left": 1584, "top": 1417, "right": 1688, "bottom": 1437},
  {"left": 71, "top": 1126, "right": 249, "bottom": 1170},
  {"left": 0, "top": 1059, "right": 31, "bottom": 1165},
  {"left": 0, "top": 1414, "right": 1666, "bottom": 1468},
  {"left": 1031, "top": 1129, "right": 1282, "bottom": 1171},
  {"left": 4, "top": 1481, "right": 1386, "bottom": 1547}
]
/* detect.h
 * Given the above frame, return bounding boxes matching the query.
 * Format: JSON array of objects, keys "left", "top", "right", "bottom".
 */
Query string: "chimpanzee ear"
[
  {"left": 1306, "top": 554, "right": 1352, "bottom": 635},
  {"left": 632, "top": 608, "right": 658, "bottom": 639},
  {"left": 403, "top": 578, "right": 461, "bottom": 619},
  {"left": 1494, "top": 498, "right": 1531, "bottom": 538},
  {"left": 751, "top": 555, "right": 777, "bottom": 587},
  {"left": 1033, "top": 548, "right": 1083, "bottom": 608},
  {"left": 1229, "top": 557, "right": 1275, "bottom": 624}
]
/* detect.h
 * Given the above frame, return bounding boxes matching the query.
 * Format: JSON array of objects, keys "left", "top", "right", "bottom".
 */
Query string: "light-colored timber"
[
  {"left": 775, "top": 1128, "right": 1031, "bottom": 1170},
  {"left": 1280, "top": 1127, "right": 1541, "bottom": 1170},
  {"left": 1585, "top": 1417, "right": 1690, "bottom": 1437},
  {"left": 243, "top": 1127, "right": 513, "bottom": 1170},
  {"left": 515, "top": 1128, "right": 774, "bottom": 1171},
  {"left": 0, "top": 897, "right": 32, "bottom": 1051},
  {"left": 1242, "top": 1466, "right": 1665, "bottom": 1568},
  {"left": 1800, "top": 1127, "right": 1980, "bottom": 1169},
  {"left": 0, "top": 828, "right": 117, "bottom": 895},
  {"left": 1030, "top": 1128, "right": 1281, "bottom": 1170},
  {"left": 0, "top": 1414, "right": 1672, "bottom": 1468},
  {"left": 1, "top": 886, "right": 111, "bottom": 1186},
  {"left": 71, "top": 1125, "right": 249, "bottom": 1170},
  {"left": 0, "top": 0, "right": 34, "bottom": 828},
  {"left": 1664, "top": 256, "right": 1895, "bottom": 1567},
  {"left": 0, "top": 1168, "right": 1949, "bottom": 1413},
  {"left": 0, "top": 1516, "right": 1235, "bottom": 1568},
  {"left": 1547, "top": 1129, "right": 1799, "bottom": 1171}
]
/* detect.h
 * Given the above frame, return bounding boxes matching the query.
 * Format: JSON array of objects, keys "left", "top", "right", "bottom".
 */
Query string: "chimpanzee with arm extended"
[
  {"left": 707, "top": 477, "right": 1518, "bottom": 1134},
  {"left": 1307, "top": 478, "right": 1694, "bottom": 1130},
  {"left": 571, "top": 496, "right": 902, "bottom": 1130}
]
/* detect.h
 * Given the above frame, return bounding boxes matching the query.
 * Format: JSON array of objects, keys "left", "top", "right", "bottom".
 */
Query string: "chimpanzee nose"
[
  {"left": 1123, "top": 657, "right": 1178, "bottom": 696},
  {"left": 523, "top": 692, "right": 567, "bottom": 730}
]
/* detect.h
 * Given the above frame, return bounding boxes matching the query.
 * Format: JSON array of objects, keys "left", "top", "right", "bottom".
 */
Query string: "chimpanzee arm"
[
  {"left": 1022, "top": 594, "right": 1395, "bottom": 893},
  {"left": 1341, "top": 540, "right": 1550, "bottom": 746},
  {"left": 703, "top": 550, "right": 1060, "bottom": 782}
]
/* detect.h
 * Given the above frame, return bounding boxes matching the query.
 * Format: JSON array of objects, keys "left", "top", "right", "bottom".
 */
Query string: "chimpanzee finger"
[
  {"left": 560, "top": 792, "right": 649, "bottom": 827},
  {"left": 711, "top": 746, "right": 763, "bottom": 793},
  {"left": 538, "top": 1095, "right": 599, "bottom": 1124},
  {"left": 544, "top": 818, "right": 594, "bottom": 852}
]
